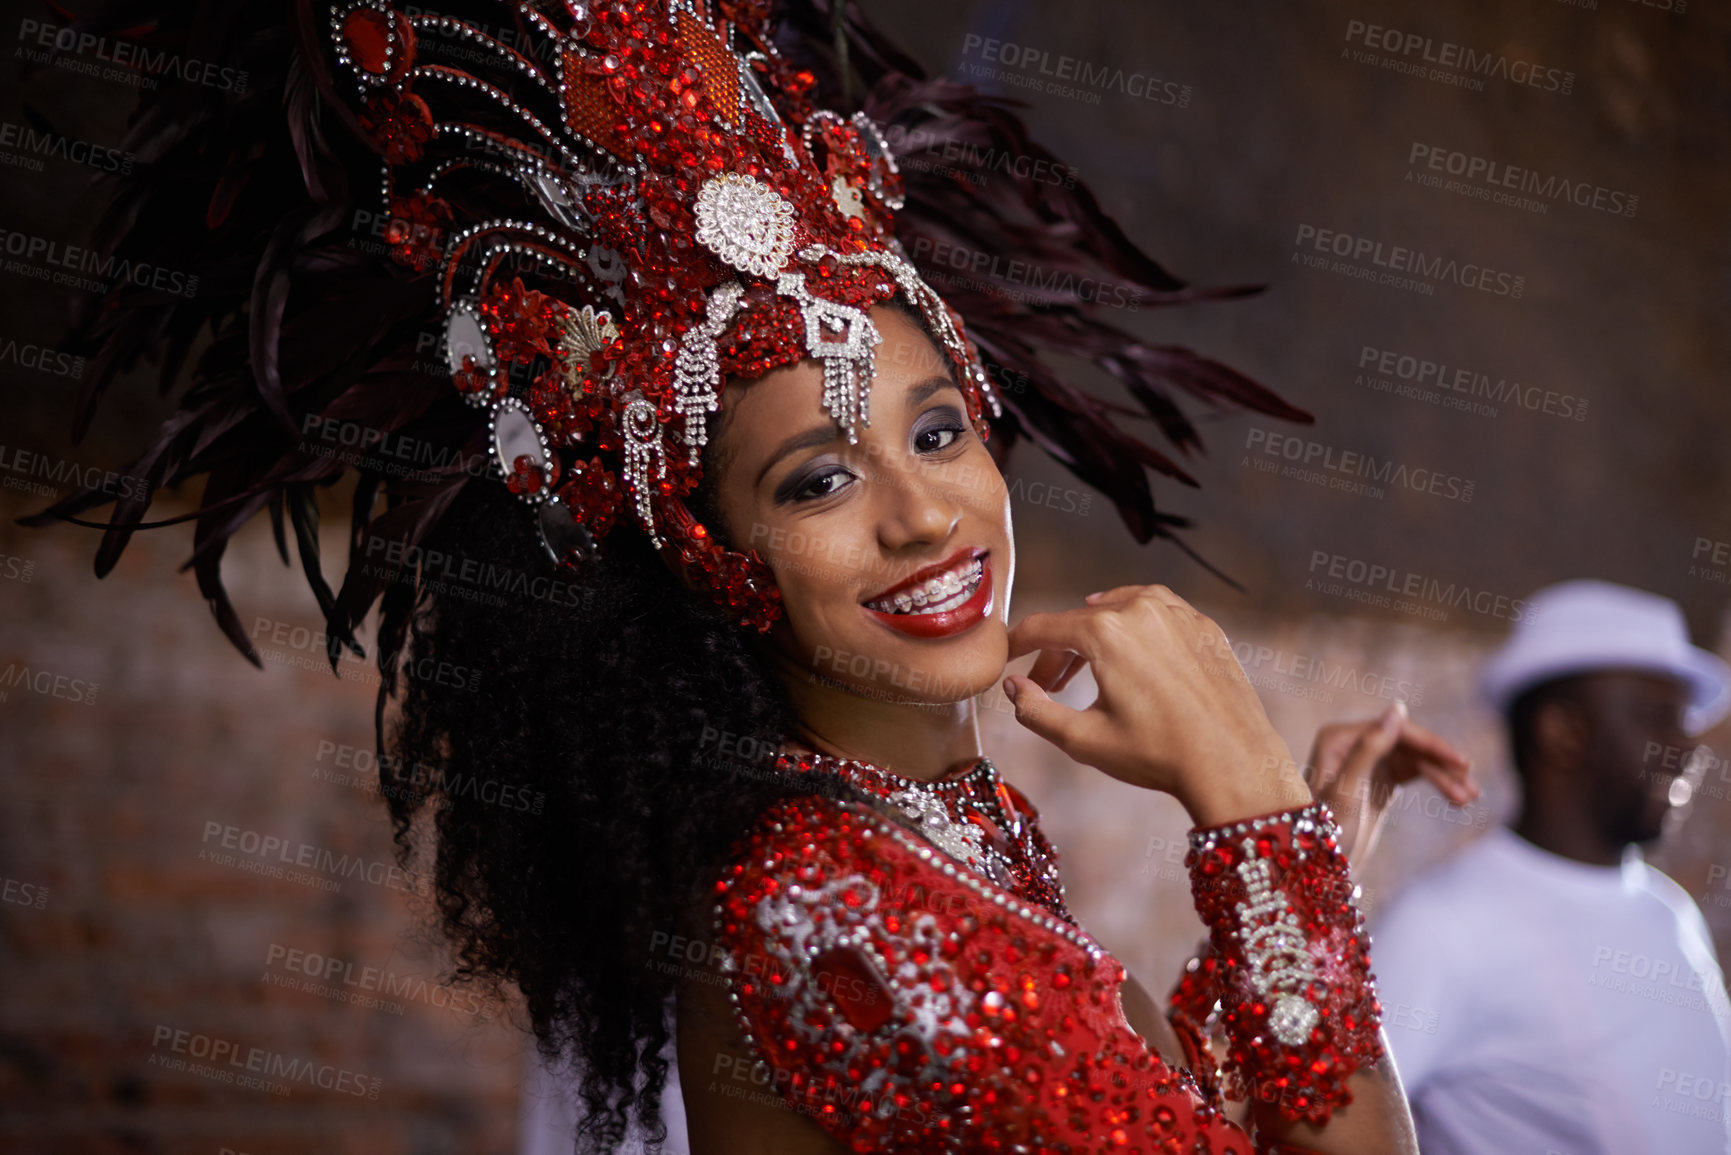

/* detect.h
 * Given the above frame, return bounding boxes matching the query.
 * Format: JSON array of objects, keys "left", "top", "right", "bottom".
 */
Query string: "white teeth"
[{"left": 866, "top": 557, "right": 985, "bottom": 616}]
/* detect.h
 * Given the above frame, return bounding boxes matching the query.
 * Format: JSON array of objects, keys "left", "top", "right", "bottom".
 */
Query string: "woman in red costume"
[{"left": 33, "top": 0, "right": 1474, "bottom": 1151}]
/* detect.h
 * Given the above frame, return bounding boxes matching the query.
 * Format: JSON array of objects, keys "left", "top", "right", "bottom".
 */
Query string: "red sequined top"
[{"left": 711, "top": 753, "right": 1336, "bottom": 1153}]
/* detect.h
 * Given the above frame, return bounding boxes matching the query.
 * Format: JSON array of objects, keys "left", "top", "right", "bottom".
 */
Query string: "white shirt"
[{"left": 1369, "top": 825, "right": 1731, "bottom": 1155}]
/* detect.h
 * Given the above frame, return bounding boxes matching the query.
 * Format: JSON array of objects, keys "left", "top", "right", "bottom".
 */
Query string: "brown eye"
[
  {"left": 913, "top": 406, "right": 967, "bottom": 455},
  {"left": 915, "top": 426, "right": 960, "bottom": 453},
  {"left": 791, "top": 467, "right": 854, "bottom": 502}
]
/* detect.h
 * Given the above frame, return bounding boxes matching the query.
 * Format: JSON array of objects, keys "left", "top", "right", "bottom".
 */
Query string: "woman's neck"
[{"left": 773, "top": 654, "right": 985, "bottom": 781}]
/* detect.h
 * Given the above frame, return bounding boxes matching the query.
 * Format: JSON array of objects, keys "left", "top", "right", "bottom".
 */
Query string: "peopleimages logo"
[
  {"left": 0, "top": 227, "right": 199, "bottom": 298},
  {"left": 1342, "top": 19, "right": 1574, "bottom": 94},
  {"left": 1690, "top": 537, "right": 1731, "bottom": 588},
  {"left": 1407, "top": 143, "right": 1637, "bottom": 219},
  {"left": 0, "top": 337, "right": 85, "bottom": 380},
  {"left": 1293, "top": 224, "right": 1525, "bottom": 299},
  {"left": 17, "top": 19, "right": 250, "bottom": 93},
  {"left": 0, "top": 444, "right": 149, "bottom": 500},
  {"left": 0, "top": 662, "right": 100, "bottom": 706},
  {"left": 908, "top": 236, "right": 1143, "bottom": 310},
  {"left": 263, "top": 943, "right": 490, "bottom": 1018},
  {"left": 0, "top": 120, "right": 133, "bottom": 174},
  {"left": 881, "top": 124, "right": 1079, "bottom": 189},
  {"left": 958, "top": 33, "right": 1191, "bottom": 108},
  {"left": 400, "top": 5, "right": 561, "bottom": 64},
  {"left": 1244, "top": 427, "right": 1476, "bottom": 503},
  {"left": 198, "top": 820, "right": 431, "bottom": 897},
  {"left": 1306, "top": 550, "right": 1530, "bottom": 623},
  {"left": 299, "top": 413, "right": 489, "bottom": 483},
  {"left": 149, "top": 1025, "right": 380, "bottom": 1098},
  {"left": 1193, "top": 633, "right": 1426, "bottom": 707},
  {"left": 1357, "top": 345, "right": 1588, "bottom": 422}
]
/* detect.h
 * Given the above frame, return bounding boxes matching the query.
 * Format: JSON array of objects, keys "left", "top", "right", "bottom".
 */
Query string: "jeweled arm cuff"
[
  {"left": 1184, "top": 802, "right": 1384, "bottom": 1127},
  {"left": 1167, "top": 941, "right": 1226, "bottom": 1109}
]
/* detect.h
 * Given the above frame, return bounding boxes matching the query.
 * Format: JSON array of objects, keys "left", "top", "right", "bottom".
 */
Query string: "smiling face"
[{"left": 702, "top": 303, "right": 1014, "bottom": 707}]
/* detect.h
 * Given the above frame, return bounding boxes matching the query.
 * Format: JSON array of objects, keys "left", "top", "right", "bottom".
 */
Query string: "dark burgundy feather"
[
  {"left": 776, "top": 3, "right": 1313, "bottom": 558},
  {"left": 286, "top": 482, "right": 365, "bottom": 658},
  {"left": 267, "top": 489, "right": 289, "bottom": 564}
]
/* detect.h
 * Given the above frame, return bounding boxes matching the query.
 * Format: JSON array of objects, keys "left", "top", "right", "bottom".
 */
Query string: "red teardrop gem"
[{"left": 342, "top": 8, "right": 392, "bottom": 75}]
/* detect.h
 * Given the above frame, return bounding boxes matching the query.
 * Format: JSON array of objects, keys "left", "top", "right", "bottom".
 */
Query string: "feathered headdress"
[{"left": 23, "top": 0, "right": 1311, "bottom": 667}]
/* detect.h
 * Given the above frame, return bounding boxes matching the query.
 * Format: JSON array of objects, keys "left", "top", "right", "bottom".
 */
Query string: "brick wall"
[{"left": 0, "top": 494, "right": 527, "bottom": 1155}]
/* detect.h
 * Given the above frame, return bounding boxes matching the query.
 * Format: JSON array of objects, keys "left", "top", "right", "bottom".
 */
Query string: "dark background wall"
[
  {"left": 869, "top": 0, "right": 1731, "bottom": 635},
  {"left": 3, "top": 1, "right": 1729, "bottom": 1152}
]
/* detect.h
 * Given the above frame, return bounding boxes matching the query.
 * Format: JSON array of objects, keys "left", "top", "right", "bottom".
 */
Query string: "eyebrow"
[
  {"left": 752, "top": 374, "right": 960, "bottom": 489},
  {"left": 755, "top": 422, "right": 842, "bottom": 489},
  {"left": 905, "top": 374, "right": 957, "bottom": 407}
]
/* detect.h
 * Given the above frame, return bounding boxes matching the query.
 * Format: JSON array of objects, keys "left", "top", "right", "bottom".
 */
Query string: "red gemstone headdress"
[
  {"left": 329, "top": 0, "right": 1001, "bottom": 629},
  {"left": 26, "top": 0, "right": 1312, "bottom": 667}
]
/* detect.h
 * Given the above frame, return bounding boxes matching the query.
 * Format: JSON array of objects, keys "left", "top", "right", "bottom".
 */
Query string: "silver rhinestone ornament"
[
  {"left": 693, "top": 172, "right": 798, "bottom": 279},
  {"left": 672, "top": 281, "right": 744, "bottom": 464},
  {"left": 1232, "top": 829, "right": 1323, "bottom": 1047},
  {"left": 830, "top": 175, "right": 866, "bottom": 222},
  {"left": 620, "top": 393, "right": 666, "bottom": 543},
  {"left": 885, "top": 786, "right": 990, "bottom": 875},
  {"left": 777, "top": 270, "right": 879, "bottom": 443}
]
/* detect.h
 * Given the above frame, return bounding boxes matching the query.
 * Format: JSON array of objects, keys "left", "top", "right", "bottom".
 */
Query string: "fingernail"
[
  {"left": 1003, "top": 678, "right": 1019, "bottom": 703},
  {"left": 1084, "top": 591, "right": 1104, "bottom": 603},
  {"left": 1380, "top": 704, "right": 1402, "bottom": 736}
]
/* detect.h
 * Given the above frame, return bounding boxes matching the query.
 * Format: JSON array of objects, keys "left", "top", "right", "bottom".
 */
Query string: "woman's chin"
[
  {"left": 771, "top": 597, "right": 1010, "bottom": 708},
  {"left": 835, "top": 627, "right": 1009, "bottom": 707}
]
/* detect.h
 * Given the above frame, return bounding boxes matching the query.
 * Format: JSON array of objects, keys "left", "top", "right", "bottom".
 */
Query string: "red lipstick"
[{"left": 861, "top": 548, "right": 993, "bottom": 640}]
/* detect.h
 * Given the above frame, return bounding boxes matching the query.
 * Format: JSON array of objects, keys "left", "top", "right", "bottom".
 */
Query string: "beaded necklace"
[{"left": 773, "top": 748, "right": 1073, "bottom": 923}]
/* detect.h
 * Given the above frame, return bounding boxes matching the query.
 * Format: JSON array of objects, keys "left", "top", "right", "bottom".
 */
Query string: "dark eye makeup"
[
  {"left": 911, "top": 405, "right": 967, "bottom": 454},
  {"left": 775, "top": 404, "right": 970, "bottom": 505}
]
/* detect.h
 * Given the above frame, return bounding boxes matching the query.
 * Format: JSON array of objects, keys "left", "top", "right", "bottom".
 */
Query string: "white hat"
[{"left": 1480, "top": 579, "right": 1731, "bottom": 735}]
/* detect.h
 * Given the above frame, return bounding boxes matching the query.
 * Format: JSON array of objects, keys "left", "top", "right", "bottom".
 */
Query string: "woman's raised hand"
[
  {"left": 1307, "top": 702, "right": 1477, "bottom": 867},
  {"left": 1001, "top": 585, "right": 1312, "bottom": 827}
]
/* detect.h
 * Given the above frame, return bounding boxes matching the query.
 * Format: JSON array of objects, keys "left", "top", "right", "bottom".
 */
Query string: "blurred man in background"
[{"left": 1372, "top": 579, "right": 1731, "bottom": 1154}]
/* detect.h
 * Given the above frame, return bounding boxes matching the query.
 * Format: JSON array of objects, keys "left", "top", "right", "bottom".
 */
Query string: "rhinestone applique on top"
[{"left": 712, "top": 796, "right": 1255, "bottom": 1153}]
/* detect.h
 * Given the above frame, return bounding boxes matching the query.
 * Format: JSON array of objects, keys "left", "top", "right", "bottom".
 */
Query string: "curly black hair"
[
  {"left": 383, "top": 472, "right": 833, "bottom": 1152},
  {"left": 383, "top": 292, "right": 971, "bottom": 1151}
]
